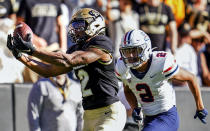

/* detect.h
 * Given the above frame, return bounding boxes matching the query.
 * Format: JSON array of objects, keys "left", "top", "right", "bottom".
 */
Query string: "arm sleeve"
[
  {"left": 88, "top": 36, "right": 114, "bottom": 53},
  {"left": 27, "top": 82, "right": 44, "bottom": 131},
  {"left": 162, "top": 52, "right": 179, "bottom": 79}
]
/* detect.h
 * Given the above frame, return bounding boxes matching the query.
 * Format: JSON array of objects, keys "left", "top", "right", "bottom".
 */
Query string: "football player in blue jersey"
[
  {"left": 7, "top": 8, "right": 126, "bottom": 131},
  {"left": 115, "top": 29, "right": 208, "bottom": 131}
]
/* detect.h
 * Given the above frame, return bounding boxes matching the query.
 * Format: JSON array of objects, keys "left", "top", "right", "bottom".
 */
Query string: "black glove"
[
  {"left": 194, "top": 109, "right": 208, "bottom": 124},
  {"left": 7, "top": 34, "right": 22, "bottom": 59},
  {"left": 132, "top": 107, "right": 143, "bottom": 123},
  {"left": 13, "top": 33, "right": 36, "bottom": 55}
]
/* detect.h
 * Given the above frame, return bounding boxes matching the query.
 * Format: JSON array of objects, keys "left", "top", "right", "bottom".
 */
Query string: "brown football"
[{"left": 13, "top": 21, "right": 33, "bottom": 41}]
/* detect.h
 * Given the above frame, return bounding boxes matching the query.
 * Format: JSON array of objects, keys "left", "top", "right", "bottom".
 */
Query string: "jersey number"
[
  {"left": 77, "top": 69, "right": 93, "bottom": 97},
  {"left": 136, "top": 84, "right": 154, "bottom": 102},
  {"left": 156, "top": 52, "right": 166, "bottom": 57}
]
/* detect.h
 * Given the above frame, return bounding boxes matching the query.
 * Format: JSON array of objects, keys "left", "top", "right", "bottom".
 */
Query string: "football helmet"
[
  {"left": 68, "top": 8, "right": 105, "bottom": 44},
  {"left": 120, "top": 29, "right": 152, "bottom": 68}
]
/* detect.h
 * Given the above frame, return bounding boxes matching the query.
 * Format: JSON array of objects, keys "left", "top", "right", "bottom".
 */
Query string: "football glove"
[
  {"left": 132, "top": 107, "right": 143, "bottom": 123},
  {"left": 194, "top": 109, "right": 208, "bottom": 124},
  {"left": 7, "top": 34, "right": 22, "bottom": 59},
  {"left": 13, "top": 33, "right": 36, "bottom": 55}
]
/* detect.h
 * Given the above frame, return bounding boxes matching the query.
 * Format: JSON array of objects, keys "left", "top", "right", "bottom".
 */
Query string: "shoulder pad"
[
  {"left": 115, "top": 58, "right": 130, "bottom": 80},
  {"left": 162, "top": 52, "right": 179, "bottom": 78},
  {"left": 88, "top": 35, "right": 113, "bottom": 53}
]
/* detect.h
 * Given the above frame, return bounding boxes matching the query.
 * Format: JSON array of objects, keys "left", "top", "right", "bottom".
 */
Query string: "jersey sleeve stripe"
[
  {"left": 163, "top": 65, "right": 173, "bottom": 73},
  {"left": 98, "top": 59, "right": 113, "bottom": 65},
  {"left": 165, "top": 65, "right": 179, "bottom": 77},
  {"left": 115, "top": 70, "right": 121, "bottom": 77}
]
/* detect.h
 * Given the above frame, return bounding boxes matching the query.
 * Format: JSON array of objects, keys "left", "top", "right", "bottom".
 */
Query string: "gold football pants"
[{"left": 83, "top": 101, "right": 126, "bottom": 131}]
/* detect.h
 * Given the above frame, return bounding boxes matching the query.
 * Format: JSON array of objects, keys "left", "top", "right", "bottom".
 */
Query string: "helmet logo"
[
  {"left": 89, "top": 10, "right": 99, "bottom": 17},
  {"left": 88, "top": 10, "right": 104, "bottom": 21},
  {"left": 69, "top": 8, "right": 105, "bottom": 44}
]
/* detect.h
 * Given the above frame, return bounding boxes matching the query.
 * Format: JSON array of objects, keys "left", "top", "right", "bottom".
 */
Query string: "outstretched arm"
[
  {"left": 12, "top": 32, "right": 110, "bottom": 67},
  {"left": 7, "top": 34, "right": 72, "bottom": 77},
  {"left": 32, "top": 47, "right": 109, "bottom": 68},
  {"left": 8, "top": 33, "right": 111, "bottom": 77},
  {"left": 17, "top": 47, "right": 109, "bottom": 78},
  {"left": 18, "top": 55, "right": 72, "bottom": 77},
  {"left": 172, "top": 68, "right": 204, "bottom": 110}
]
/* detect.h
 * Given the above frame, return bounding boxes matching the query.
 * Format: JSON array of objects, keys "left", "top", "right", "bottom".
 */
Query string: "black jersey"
[{"left": 67, "top": 35, "right": 119, "bottom": 110}]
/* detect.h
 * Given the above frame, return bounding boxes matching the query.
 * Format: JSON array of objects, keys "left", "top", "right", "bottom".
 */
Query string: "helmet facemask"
[
  {"left": 120, "top": 45, "right": 148, "bottom": 69},
  {"left": 120, "top": 29, "right": 152, "bottom": 69},
  {"left": 68, "top": 20, "right": 88, "bottom": 44}
]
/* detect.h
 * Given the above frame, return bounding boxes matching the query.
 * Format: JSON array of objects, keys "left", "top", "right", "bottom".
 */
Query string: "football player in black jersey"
[{"left": 7, "top": 8, "right": 126, "bottom": 131}]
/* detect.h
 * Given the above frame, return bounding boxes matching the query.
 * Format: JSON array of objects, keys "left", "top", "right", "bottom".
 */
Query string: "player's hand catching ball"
[
  {"left": 7, "top": 34, "right": 22, "bottom": 59},
  {"left": 12, "top": 21, "right": 36, "bottom": 55},
  {"left": 13, "top": 33, "right": 36, "bottom": 55}
]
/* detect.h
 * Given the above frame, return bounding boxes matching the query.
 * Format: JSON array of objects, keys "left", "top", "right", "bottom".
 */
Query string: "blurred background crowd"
[{"left": 0, "top": 0, "right": 209, "bottom": 131}]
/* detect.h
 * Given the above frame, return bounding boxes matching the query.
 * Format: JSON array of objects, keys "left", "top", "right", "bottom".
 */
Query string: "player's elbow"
[{"left": 186, "top": 72, "right": 198, "bottom": 83}]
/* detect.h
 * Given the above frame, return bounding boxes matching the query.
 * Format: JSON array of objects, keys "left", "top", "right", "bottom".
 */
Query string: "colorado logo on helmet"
[{"left": 89, "top": 10, "right": 99, "bottom": 17}]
